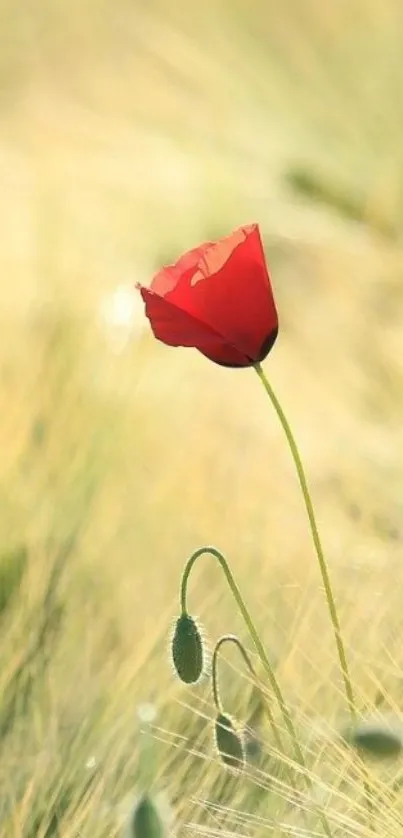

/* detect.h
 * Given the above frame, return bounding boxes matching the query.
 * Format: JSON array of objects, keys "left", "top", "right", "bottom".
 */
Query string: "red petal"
[
  {"left": 158, "top": 226, "right": 278, "bottom": 362},
  {"left": 150, "top": 242, "right": 213, "bottom": 297},
  {"left": 138, "top": 224, "right": 278, "bottom": 367},
  {"left": 140, "top": 286, "right": 251, "bottom": 366}
]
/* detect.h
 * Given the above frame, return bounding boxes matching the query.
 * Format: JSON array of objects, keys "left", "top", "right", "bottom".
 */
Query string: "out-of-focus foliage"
[{"left": 1, "top": 1, "right": 403, "bottom": 835}]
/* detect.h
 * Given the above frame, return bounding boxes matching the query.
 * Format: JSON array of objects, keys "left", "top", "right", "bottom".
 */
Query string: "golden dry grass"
[{"left": 1, "top": 0, "right": 403, "bottom": 835}]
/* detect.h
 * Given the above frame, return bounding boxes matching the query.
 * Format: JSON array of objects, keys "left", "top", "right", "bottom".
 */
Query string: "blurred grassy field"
[{"left": 1, "top": 0, "right": 403, "bottom": 835}]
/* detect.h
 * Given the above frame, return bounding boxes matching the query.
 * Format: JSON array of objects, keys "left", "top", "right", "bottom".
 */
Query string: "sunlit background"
[{"left": 1, "top": 1, "right": 403, "bottom": 835}]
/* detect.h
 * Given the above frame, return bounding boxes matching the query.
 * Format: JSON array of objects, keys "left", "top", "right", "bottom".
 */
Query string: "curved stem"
[
  {"left": 181, "top": 547, "right": 300, "bottom": 752},
  {"left": 254, "top": 364, "right": 374, "bottom": 831},
  {"left": 254, "top": 363, "right": 356, "bottom": 719},
  {"left": 211, "top": 634, "right": 281, "bottom": 749},
  {"left": 212, "top": 634, "right": 260, "bottom": 713},
  {"left": 180, "top": 546, "right": 333, "bottom": 837},
  {"left": 180, "top": 547, "right": 303, "bottom": 748}
]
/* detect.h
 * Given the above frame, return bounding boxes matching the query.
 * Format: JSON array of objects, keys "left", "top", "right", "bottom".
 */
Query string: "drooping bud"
[
  {"left": 343, "top": 719, "right": 403, "bottom": 759},
  {"left": 171, "top": 613, "right": 204, "bottom": 684},
  {"left": 214, "top": 713, "right": 245, "bottom": 771},
  {"left": 126, "top": 707, "right": 173, "bottom": 838},
  {"left": 127, "top": 794, "right": 166, "bottom": 838}
]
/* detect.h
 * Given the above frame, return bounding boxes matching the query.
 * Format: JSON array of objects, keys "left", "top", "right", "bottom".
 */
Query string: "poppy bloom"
[{"left": 137, "top": 224, "right": 278, "bottom": 368}]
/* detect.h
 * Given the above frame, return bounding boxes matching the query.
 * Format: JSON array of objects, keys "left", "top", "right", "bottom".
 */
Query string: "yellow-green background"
[{"left": 1, "top": 1, "right": 403, "bottom": 835}]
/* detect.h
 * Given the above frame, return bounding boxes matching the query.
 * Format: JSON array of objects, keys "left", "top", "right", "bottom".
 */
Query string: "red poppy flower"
[{"left": 137, "top": 224, "right": 278, "bottom": 367}]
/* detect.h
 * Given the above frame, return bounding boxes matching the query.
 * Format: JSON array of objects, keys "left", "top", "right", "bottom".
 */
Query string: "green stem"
[
  {"left": 254, "top": 364, "right": 375, "bottom": 830},
  {"left": 181, "top": 546, "right": 333, "bottom": 837},
  {"left": 211, "top": 633, "right": 282, "bottom": 750},
  {"left": 254, "top": 362, "right": 356, "bottom": 719},
  {"left": 181, "top": 548, "right": 299, "bottom": 750}
]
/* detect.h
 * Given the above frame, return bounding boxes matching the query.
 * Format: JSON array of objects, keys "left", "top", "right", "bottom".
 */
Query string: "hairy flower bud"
[
  {"left": 171, "top": 613, "right": 204, "bottom": 684},
  {"left": 343, "top": 719, "right": 403, "bottom": 759},
  {"left": 215, "top": 713, "right": 245, "bottom": 771},
  {"left": 127, "top": 794, "right": 165, "bottom": 838}
]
